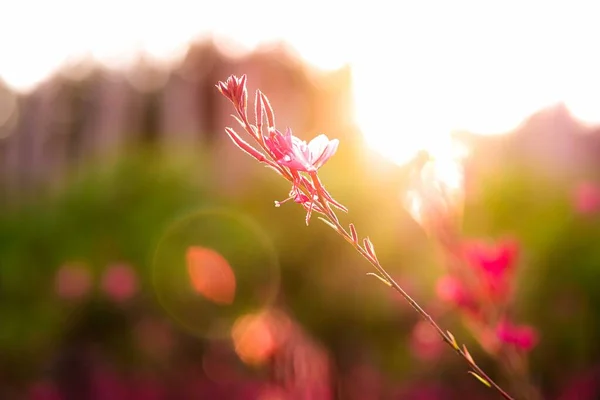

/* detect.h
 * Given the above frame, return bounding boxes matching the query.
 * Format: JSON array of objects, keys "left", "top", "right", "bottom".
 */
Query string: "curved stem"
[{"left": 309, "top": 172, "right": 516, "bottom": 400}]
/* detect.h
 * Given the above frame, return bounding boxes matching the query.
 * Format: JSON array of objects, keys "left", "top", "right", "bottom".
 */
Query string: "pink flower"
[
  {"left": 462, "top": 238, "right": 518, "bottom": 301},
  {"left": 435, "top": 275, "right": 477, "bottom": 314},
  {"left": 463, "top": 238, "right": 518, "bottom": 276},
  {"left": 101, "top": 263, "right": 138, "bottom": 302},
  {"left": 264, "top": 128, "right": 339, "bottom": 173},
  {"left": 216, "top": 74, "right": 248, "bottom": 111},
  {"left": 496, "top": 319, "right": 539, "bottom": 351},
  {"left": 410, "top": 320, "right": 445, "bottom": 361},
  {"left": 573, "top": 181, "right": 600, "bottom": 215}
]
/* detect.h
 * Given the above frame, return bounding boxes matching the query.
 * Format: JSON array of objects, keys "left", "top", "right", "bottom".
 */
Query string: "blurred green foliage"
[{"left": 1, "top": 144, "right": 600, "bottom": 397}]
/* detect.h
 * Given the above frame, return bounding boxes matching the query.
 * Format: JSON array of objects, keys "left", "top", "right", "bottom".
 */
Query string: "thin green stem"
[{"left": 309, "top": 172, "right": 516, "bottom": 400}]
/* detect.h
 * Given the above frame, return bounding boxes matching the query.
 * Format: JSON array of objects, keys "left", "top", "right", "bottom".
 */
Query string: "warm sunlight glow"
[
  {"left": 349, "top": 1, "right": 600, "bottom": 165},
  {"left": 1, "top": 1, "right": 599, "bottom": 163},
  {"left": 404, "top": 140, "right": 466, "bottom": 230}
]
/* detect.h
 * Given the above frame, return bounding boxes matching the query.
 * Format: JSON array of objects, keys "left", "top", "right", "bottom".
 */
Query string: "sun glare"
[{"left": 1, "top": 1, "right": 599, "bottom": 165}]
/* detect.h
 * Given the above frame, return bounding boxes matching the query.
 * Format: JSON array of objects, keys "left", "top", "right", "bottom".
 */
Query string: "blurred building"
[{"left": 0, "top": 40, "right": 353, "bottom": 201}]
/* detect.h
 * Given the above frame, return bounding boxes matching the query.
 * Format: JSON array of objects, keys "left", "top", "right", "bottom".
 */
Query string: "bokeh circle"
[{"left": 153, "top": 209, "right": 280, "bottom": 339}]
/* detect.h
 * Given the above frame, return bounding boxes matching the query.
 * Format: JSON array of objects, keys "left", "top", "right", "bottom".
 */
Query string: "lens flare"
[
  {"left": 231, "top": 309, "right": 291, "bottom": 366},
  {"left": 153, "top": 209, "right": 279, "bottom": 339},
  {"left": 186, "top": 246, "right": 236, "bottom": 305}
]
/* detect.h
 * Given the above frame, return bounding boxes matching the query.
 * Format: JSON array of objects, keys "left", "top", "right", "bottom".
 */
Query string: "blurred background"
[{"left": 2, "top": 1, "right": 600, "bottom": 399}]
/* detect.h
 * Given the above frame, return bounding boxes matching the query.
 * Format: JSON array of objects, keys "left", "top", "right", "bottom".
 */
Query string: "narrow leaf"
[
  {"left": 463, "top": 344, "right": 475, "bottom": 364},
  {"left": 317, "top": 217, "right": 339, "bottom": 232},
  {"left": 366, "top": 272, "right": 392, "bottom": 287},
  {"left": 238, "top": 74, "right": 248, "bottom": 111},
  {"left": 349, "top": 223, "right": 358, "bottom": 243},
  {"left": 224, "top": 128, "right": 266, "bottom": 162},
  {"left": 260, "top": 92, "right": 275, "bottom": 129},
  {"left": 254, "top": 90, "right": 263, "bottom": 128},
  {"left": 468, "top": 371, "right": 491, "bottom": 388},
  {"left": 446, "top": 330, "right": 459, "bottom": 351},
  {"left": 231, "top": 114, "right": 247, "bottom": 129},
  {"left": 363, "top": 237, "right": 378, "bottom": 261}
]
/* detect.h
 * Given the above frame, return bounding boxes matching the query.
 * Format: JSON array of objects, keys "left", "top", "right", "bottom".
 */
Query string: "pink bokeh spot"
[
  {"left": 101, "top": 263, "right": 139, "bottom": 302},
  {"left": 573, "top": 181, "right": 600, "bottom": 215},
  {"left": 435, "top": 275, "right": 476, "bottom": 313},
  {"left": 410, "top": 320, "right": 444, "bottom": 361},
  {"left": 463, "top": 238, "right": 518, "bottom": 277},
  {"left": 54, "top": 263, "right": 92, "bottom": 300},
  {"left": 496, "top": 319, "right": 539, "bottom": 351},
  {"left": 462, "top": 238, "right": 519, "bottom": 302}
]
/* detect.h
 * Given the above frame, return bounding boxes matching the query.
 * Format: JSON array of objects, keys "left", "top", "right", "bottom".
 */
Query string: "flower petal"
[{"left": 312, "top": 138, "right": 339, "bottom": 169}]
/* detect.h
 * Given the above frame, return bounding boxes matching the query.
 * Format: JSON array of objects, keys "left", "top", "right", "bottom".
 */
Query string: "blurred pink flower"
[
  {"left": 90, "top": 366, "right": 129, "bottom": 400},
  {"left": 410, "top": 320, "right": 445, "bottom": 361},
  {"left": 257, "top": 385, "right": 288, "bottom": 400},
  {"left": 463, "top": 238, "right": 518, "bottom": 302},
  {"left": 130, "top": 376, "right": 166, "bottom": 400},
  {"left": 435, "top": 275, "right": 477, "bottom": 313},
  {"left": 54, "top": 263, "right": 92, "bottom": 300},
  {"left": 573, "top": 181, "right": 600, "bottom": 215},
  {"left": 463, "top": 238, "right": 518, "bottom": 276},
  {"left": 342, "top": 364, "right": 383, "bottom": 400},
  {"left": 264, "top": 128, "right": 339, "bottom": 173},
  {"left": 496, "top": 319, "right": 539, "bottom": 351},
  {"left": 27, "top": 381, "right": 63, "bottom": 400},
  {"left": 391, "top": 384, "right": 447, "bottom": 400},
  {"left": 101, "top": 263, "right": 138, "bottom": 302},
  {"left": 404, "top": 153, "right": 464, "bottom": 245},
  {"left": 557, "top": 366, "right": 600, "bottom": 400}
]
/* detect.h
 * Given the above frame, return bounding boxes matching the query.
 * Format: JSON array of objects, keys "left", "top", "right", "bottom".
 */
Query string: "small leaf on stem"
[
  {"left": 224, "top": 128, "right": 267, "bottom": 162},
  {"left": 463, "top": 344, "right": 475, "bottom": 364},
  {"left": 254, "top": 90, "right": 263, "bottom": 131},
  {"left": 259, "top": 92, "right": 275, "bottom": 129},
  {"left": 363, "top": 237, "right": 378, "bottom": 261},
  {"left": 349, "top": 223, "right": 358, "bottom": 243},
  {"left": 446, "top": 330, "right": 459, "bottom": 351},
  {"left": 231, "top": 114, "right": 246, "bottom": 129},
  {"left": 317, "top": 217, "right": 339, "bottom": 232},
  {"left": 468, "top": 371, "right": 491, "bottom": 388},
  {"left": 366, "top": 272, "right": 392, "bottom": 287}
]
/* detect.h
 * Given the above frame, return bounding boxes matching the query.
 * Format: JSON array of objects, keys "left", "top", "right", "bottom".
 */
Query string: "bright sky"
[{"left": 1, "top": 0, "right": 599, "bottom": 165}]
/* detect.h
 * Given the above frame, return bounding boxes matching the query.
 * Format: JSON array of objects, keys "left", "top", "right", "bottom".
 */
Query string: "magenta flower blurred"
[
  {"left": 463, "top": 238, "right": 518, "bottom": 276},
  {"left": 496, "top": 319, "right": 539, "bottom": 351},
  {"left": 463, "top": 238, "right": 518, "bottom": 301},
  {"left": 54, "top": 263, "right": 92, "bottom": 300},
  {"left": 557, "top": 367, "right": 600, "bottom": 400},
  {"left": 410, "top": 320, "right": 445, "bottom": 361},
  {"left": 264, "top": 128, "right": 339, "bottom": 173},
  {"left": 573, "top": 181, "right": 600, "bottom": 215},
  {"left": 90, "top": 366, "right": 129, "bottom": 400},
  {"left": 101, "top": 263, "right": 138, "bottom": 302},
  {"left": 435, "top": 275, "right": 478, "bottom": 314}
]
